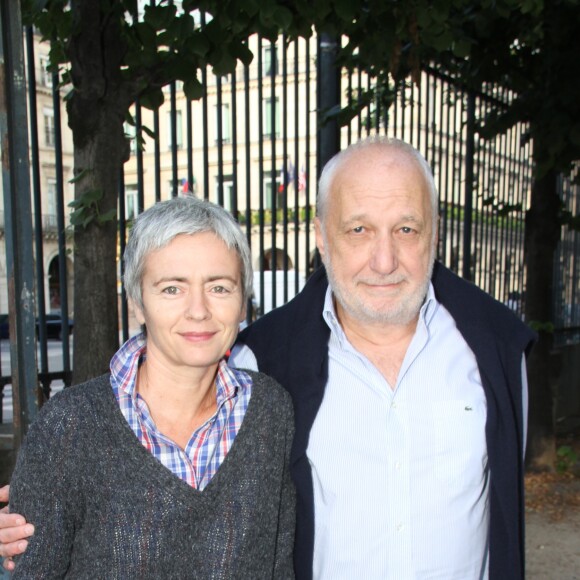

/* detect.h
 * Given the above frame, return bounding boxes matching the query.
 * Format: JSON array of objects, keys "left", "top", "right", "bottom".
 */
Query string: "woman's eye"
[{"left": 211, "top": 285, "right": 229, "bottom": 294}]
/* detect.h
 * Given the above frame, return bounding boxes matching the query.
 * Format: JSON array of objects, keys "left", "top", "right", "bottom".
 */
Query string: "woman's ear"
[{"left": 129, "top": 299, "right": 146, "bottom": 327}]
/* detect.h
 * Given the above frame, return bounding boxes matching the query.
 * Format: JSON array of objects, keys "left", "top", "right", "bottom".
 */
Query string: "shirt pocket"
[{"left": 431, "top": 399, "right": 488, "bottom": 488}]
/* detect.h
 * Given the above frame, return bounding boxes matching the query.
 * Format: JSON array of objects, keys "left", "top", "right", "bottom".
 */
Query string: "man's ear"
[{"left": 314, "top": 217, "right": 326, "bottom": 260}]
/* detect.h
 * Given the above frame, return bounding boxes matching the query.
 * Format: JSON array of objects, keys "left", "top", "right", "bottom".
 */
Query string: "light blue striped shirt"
[{"left": 231, "top": 283, "right": 527, "bottom": 579}]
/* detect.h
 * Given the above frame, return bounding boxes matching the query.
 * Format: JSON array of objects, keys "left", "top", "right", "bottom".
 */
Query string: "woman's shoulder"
[
  {"left": 44, "top": 373, "right": 110, "bottom": 408},
  {"left": 26, "top": 374, "right": 112, "bottom": 436},
  {"left": 242, "top": 370, "right": 293, "bottom": 416}
]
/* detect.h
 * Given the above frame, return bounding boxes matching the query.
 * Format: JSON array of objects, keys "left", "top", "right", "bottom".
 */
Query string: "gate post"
[
  {"left": 0, "top": 0, "right": 40, "bottom": 449},
  {"left": 317, "top": 33, "right": 341, "bottom": 175}
]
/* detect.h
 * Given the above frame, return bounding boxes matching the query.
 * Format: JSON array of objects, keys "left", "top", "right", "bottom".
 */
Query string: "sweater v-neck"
[{"left": 92, "top": 372, "right": 265, "bottom": 502}]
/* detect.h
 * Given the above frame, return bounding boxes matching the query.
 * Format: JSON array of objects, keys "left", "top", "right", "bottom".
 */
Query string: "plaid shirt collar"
[{"left": 110, "top": 332, "right": 242, "bottom": 405}]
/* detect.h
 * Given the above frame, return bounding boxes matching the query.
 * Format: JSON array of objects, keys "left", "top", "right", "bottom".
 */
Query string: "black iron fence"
[
  {"left": 554, "top": 165, "right": 580, "bottom": 348},
  {"left": 1, "top": 20, "right": 579, "bottom": 426}
]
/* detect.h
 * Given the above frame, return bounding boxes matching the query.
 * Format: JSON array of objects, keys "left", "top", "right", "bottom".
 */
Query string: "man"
[
  {"left": 233, "top": 137, "right": 535, "bottom": 579},
  {"left": 0, "top": 137, "right": 535, "bottom": 578}
]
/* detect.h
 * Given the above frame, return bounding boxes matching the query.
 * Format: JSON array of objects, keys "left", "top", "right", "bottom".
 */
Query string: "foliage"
[
  {"left": 444, "top": 0, "right": 580, "bottom": 179},
  {"left": 23, "top": 0, "right": 507, "bottom": 126},
  {"left": 68, "top": 189, "right": 117, "bottom": 228},
  {"left": 22, "top": 0, "right": 304, "bottom": 108},
  {"left": 238, "top": 206, "right": 316, "bottom": 227},
  {"left": 556, "top": 445, "right": 579, "bottom": 474},
  {"left": 528, "top": 320, "right": 555, "bottom": 333},
  {"left": 285, "top": 0, "right": 580, "bottom": 210}
]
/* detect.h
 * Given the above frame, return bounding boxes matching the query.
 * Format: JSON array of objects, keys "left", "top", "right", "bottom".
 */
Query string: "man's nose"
[{"left": 369, "top": 235, "right": 397, "bottom": 274}]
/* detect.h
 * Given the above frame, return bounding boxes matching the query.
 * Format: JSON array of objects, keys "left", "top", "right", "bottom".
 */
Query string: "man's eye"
[
  {"left": 400, "top": 226, "right": 414, "bottom": 234},
  {"left": 352, "top": 226, "right": 364, "bottom": 233},
  {"left": 162, "top": 286, "right": 179, "bottom": 295}
]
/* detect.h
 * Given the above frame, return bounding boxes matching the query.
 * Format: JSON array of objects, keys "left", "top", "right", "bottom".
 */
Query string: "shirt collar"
[
  {"left": 322, "top": 282, "right": 439, "bottom": 347},
  {"left": 110, "top": 331, "right": 245, "bottom": 403},
  {"left": 110, "top": 333, "right": 146, "bottom": 397}
]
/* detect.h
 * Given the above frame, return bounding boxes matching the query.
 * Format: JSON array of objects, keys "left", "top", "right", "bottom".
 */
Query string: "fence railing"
[{"left": 1, "top": 22, "right": 579, "bottom": 426}]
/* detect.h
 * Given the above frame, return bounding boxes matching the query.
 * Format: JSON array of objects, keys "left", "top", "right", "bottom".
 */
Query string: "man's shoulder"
[
  {"left": 433, "top": 263, "right": 514, "bottom": 311},
  {"left": 432, "top": 262, "right": 536, "bottom": 344}
]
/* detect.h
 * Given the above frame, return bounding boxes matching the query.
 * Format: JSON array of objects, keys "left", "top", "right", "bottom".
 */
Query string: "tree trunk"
[
  {"left": 524, "top": 150, "right": 561, "bottom": 471},
  {"left": 70, "top": 121, "right": 124, "bottom": 383},
  {"left": 66, "top": 0, "right": 132, "bottom": 383}
]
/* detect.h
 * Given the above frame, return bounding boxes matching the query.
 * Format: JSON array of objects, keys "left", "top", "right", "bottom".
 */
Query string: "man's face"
[{"left": 315, "top": 145, "right": 436, "bottom": 328}]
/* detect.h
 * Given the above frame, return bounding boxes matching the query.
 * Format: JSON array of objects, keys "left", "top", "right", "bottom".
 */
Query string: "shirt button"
[
  {"left": 391, "top": 401, "right": 398, "bottom": 409},
  {"left": 395, "top": 461, "right": 401, "bottom": 471},
  {"left": 396, "top": 523, "right": 404, "bottom": 532}
]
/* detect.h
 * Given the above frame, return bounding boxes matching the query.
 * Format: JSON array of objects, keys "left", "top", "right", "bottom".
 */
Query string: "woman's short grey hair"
[
  {"left": 123, "top": 196, "right": 253, "bottom": 308},
  {"left": 316, "top": 136, "right": 439, "bottom": 230}
]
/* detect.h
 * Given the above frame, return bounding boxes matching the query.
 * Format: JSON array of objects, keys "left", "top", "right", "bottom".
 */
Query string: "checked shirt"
[{"left": 110, "top": 333, "right": 252, "bottom": 490}]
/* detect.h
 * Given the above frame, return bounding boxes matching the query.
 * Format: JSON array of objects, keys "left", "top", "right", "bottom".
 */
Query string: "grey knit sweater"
[{"left": 11, "top": 371, "right": 295, "bottom": 579}]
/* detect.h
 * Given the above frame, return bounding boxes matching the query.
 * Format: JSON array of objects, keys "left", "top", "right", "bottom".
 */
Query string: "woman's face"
[{"left": 132, "top": 232, "right": 246, "bottom": 376}]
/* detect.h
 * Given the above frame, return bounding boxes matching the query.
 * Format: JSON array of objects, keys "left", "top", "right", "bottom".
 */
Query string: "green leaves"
[
  {"left": 184, "top": 77, "right": 204, "bottom": 101},
  {"left": 143, "top": 4, "right": 177, "bottom": 30},
  {"left": 139, "top": 87, "right": 164, "bottom": 111},
  {"left": 68, "top": 188, "right": 116, "bottom": 229},
  {"left": 556, "top": 445, "right": 579, "bottom": 473}
]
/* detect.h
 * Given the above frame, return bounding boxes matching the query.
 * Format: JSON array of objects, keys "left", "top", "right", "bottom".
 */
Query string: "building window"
[
  {"left": 263, "top": 173, "right": 282, "bottom": 211},
  {"left": 166, "top": 110, "right": 183, "bottom": 149},
  {"left": 214, "top": 103, "right": 231, "bottom": 144},
  {"left": 124, "top": 122, "right": 137, "bottom": 154},
  {"left": 46, "top": 178, "right": 57, "bottom": 229},
  {"left": 263, "top": 97, "right": 280, "bottom": 138},
  {"left": 125, "top": 185, "right": 138, "bottom": 220},
  {"left": 214, "top": 174, "right": 234, "bottom": 211},
  {"left": 39, "top": 55, "right": 52, "bottom": 88},
  {"left": 264, "top": 44, "right": 278, "bottom": 77},
  {"left": 43, "top": 108, "right": 55, "bottom": 147}
]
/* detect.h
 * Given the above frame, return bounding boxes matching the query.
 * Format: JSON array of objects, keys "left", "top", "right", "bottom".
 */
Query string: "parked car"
[
  {"left": 0, "top": 314, "right": 8, "bottom": 339},
  {"left": 41, "top": 314, "right": 74, "bottom": 340},
  {"left": 0, "top": 313, "right": 73, "bottom": 340}
]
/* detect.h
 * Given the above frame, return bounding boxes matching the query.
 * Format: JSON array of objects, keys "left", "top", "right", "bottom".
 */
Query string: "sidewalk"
[
  {"left": 526, "top": 510, "right": 580, "bottom": 579},
  {"left": 525, "top": 462, "right": 580, "bottom": 579}
]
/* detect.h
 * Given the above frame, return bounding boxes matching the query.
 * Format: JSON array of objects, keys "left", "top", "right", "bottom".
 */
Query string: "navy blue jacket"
[{"left": 237, "top": 263, "right": 536, "bottom": 580}]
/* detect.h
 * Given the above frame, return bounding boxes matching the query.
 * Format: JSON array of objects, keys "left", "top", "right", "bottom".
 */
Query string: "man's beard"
[{"left": 323, "top": 253, "right": 435, "bottom": 327}]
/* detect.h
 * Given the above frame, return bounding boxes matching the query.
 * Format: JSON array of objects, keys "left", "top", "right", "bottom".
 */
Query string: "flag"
[
  {"left": 278, "top": 161, "right": 294, "bottom": 193},
  {"left": 298, "top": 165, "right": 307, "bottom": 192}
]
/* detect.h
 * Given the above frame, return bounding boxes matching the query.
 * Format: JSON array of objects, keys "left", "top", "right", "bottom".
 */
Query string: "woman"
[{"left": 9, "top": 196, "right": 295, "bottom": 578}]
